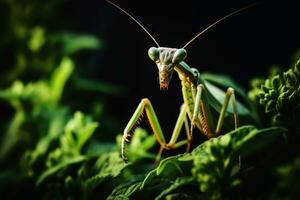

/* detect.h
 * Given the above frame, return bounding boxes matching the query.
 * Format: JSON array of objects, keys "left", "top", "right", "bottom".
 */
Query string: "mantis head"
[
  {"left": 148, "top": 47, "right": 187, "bottom": 90},
  {"left": 106, "top": 0, "right": 257, "bottom": 89}
]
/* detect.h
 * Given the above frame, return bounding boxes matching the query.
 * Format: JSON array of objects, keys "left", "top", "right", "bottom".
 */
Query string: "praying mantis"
[{"left": 106, "top": 0, "right": 258, "bottom": 163}]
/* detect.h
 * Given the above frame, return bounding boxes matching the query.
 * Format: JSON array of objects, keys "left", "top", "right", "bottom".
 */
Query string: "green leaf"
[
  {"left": 74, "top": 77, "right": 128, "bottom": 96},
  {"left": 46, "top": 111, "right": 98, "bottom": 167},
  {"left": 271, "top": 157, "right": 300, "bottom": 200},
  {"left": 23, "top": 108, "right": 69, "bottom": 171},
  {"left": 85, "top": 152, "right": 127, "bottom": 189},
  {"left": 51, "top": 32, "right": 101, "bottom": 55},
  {"left": 155, "top": 177, "right": 196, "bottom": 200},
  {"left": 0, "top": 101, "right": 25, "bottom": 160},
  {"left": 107, "top": 176, "right": 144, "bottom": 200},
  {"left": 142, "top": 154, "right": 188, "bottom": 189},
  {"left": 0, "top": 57, "right": 74, "bottom": 159},
  {"left": 202, "top": 73, "right": 253, "bottom": 109},
  {"left": 50, "top": 57, "right": 74, "bottom": 103},
  {"left": 164, "top": 193, "right": 199, "bottom": 200},
  {"left": 233, "top": 126, "right": 286, "bottom": 157},
  {"left": 86, "top": 141, "right": 117, "bottom": 156},
  {"left": 140, "top": 125, "right": 284, "bottom": 200},
  {"left": 249, "top": 58, "right": 300, "bottom": 133},
  {"left": 0, "top": 57, "right": 73, "bottom": 106},
  {"left": 36, "top": 156, "right": 87, "bottom": 187},
  {"left": 204, "top": 80, "right": 250, "bottom": 115},
  {"left": 28, "top": 26, "right": 45, "bottom": 52},
  {"left": 191, "top": 125, "right": 284, "bottom": 198}
]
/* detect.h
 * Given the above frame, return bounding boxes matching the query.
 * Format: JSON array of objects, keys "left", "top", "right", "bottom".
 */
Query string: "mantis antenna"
[
  {"left": 105, "top": 0, "right": 160, "bottom": 47},
  {"left": 182, "top": 3, "right": 259, "bottom": 49}
]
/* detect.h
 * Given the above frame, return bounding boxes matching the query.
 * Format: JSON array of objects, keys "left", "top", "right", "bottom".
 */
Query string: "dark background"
[{"left": 63, "top": 0, "right": 299, "bottom": 134}]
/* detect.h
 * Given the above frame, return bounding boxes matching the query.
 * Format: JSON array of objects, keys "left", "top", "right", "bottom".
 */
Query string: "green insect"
[{"left": 106, "top": 0, "right": 258, "bottom": 163}]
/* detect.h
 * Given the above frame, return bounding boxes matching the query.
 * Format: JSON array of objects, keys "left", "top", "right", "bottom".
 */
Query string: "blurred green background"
[{"left": 0, "top": 0, "right": 299, "bottom": 199}]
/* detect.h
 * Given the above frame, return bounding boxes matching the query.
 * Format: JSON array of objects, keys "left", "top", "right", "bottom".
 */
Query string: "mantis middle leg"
[{"left": 190, "top": 85, "right": 239, "bottom": 138}]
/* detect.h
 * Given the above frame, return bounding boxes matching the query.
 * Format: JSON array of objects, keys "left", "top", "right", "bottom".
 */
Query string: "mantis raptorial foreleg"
[
  {"left": 121, "top": 98, "right": 190, "bottom": 163},
  {"left": 106, "top": 0, "right": 256, "bottom": 163}
]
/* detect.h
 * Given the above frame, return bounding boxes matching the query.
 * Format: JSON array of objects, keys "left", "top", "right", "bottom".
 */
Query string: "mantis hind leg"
[
  {"left": 122, "top": 98, "right": 190, "bottom": 163},
  {"left": 215, "top": 87, "right": 239, "bottom": 136}
]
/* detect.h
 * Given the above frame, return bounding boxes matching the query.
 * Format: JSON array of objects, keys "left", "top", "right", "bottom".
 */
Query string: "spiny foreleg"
[{"left": 122, "top": 98, "right": 190, "bottom": 163}]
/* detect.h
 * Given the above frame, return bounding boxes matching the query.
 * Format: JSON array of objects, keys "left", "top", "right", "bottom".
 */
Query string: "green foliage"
[
  {"left": 0, "top": 1, "right": 299, "bottom": 199},
  {"left": 0, "top": 57, "right": 73, "bottom": 106},
  {"left": 249, "top": 59, "right": 300, "bottom": 134},
  {"left": 0, "top": 0, "right": 102, "bottom": 84},
  {"left": 36, "top": 155, "right": 87, "bottom": 187},
  {"left": 191, "top": 126, "right": 284, "bottom": 199},
  {"left": 46, "top": 112, "right": 98, "bottom": 167},
  {"left": 202, "top": 73, "right": 256, "bottom": 115},
  {"left": 107, "top": 176, "right": 145, "bottom": 200},
  {"left": 270, "top": 157, "right": 300, "bottom": 200},
  {"left": 29, "top": 126, "right": 152, "bottom": 199},
  {"left": 51, "top": 32, "right": 101, "bottom": 55},
  {"left": 100, "top": 126, "right": 284, "bottom": 200},
  {"left": 0, "top": 57, "right": 73, "bottom": 160},
  {"left": 85, "top": 152, "right": 127, "bottom": 190},
  {"left": 202, "top": 73, "right": 260, "bottom": 131},
  {"left": 202, "top": 73, "right": 251, "bottom": 109},
  {"left": 246, "top": 57, "right": 300, "bottom": 199},
  {"left": 35, "top": 111, "right": 98, "bottom": 186},
  {"left": 133, "top": 125, "right": 284, "bottom": 200},
  {"left": 0, "top": 1, "right": 122, "bottom": 198}
]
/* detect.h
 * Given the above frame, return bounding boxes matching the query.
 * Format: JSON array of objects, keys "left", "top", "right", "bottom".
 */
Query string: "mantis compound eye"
[
  {"left": 148, "top": 47, "right": 160, "bottom": 62},
  {"left": 172, "top": 48, "right": 187, "bottom": 64}
]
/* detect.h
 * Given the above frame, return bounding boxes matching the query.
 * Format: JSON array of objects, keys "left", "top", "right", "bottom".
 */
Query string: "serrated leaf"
[
  {"left": 46, "top": 112, "right": 98, "bottom": 167},
  {"left": 142, "top": 154, "right": 186, "bottom": 189},
  {"left": 106, "top": 176, "right": 144, "bottom": 200},
  {"left": 155, "top": 177, "right": 196, "bottom": 200},
  {"left": 36, "top": 156, "right": 87, "bottom": 187},
  {"left": 23, "top": 108, "right": 69, "bottom": 169},
  {"left": 140, "top": 125, "right": 284, "bottom": 200},
  {"left": 233, "top": 126, "right": 286, "bottom": 157},
  {"left": 157, "top": 156, "right": 185, "bottom": 176},
  {"left": 191, "top": 125, "right": 284, "bottom": 196},
  {"left": 0, "top": 57, "right": 74, "bottom": 160},
  {"left": 85, "top": 152, "right": 127, "bottom": 188}
]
